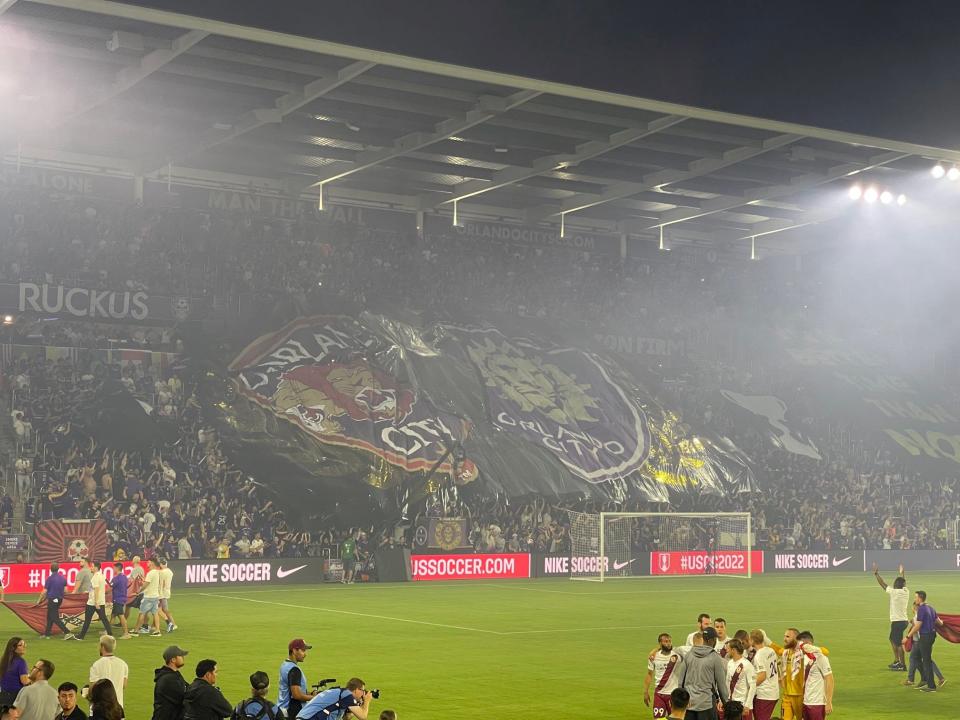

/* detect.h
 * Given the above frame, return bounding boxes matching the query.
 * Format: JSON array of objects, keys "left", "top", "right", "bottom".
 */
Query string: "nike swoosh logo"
[
  {"left": 612, "top": 559, "right": 635, "bottom": 570},
  {"left": 831, "top": 556, "right": 852, "bottom": 567},
  {"left": 276, "top": 565, "right": 308, "bottom": 578}
]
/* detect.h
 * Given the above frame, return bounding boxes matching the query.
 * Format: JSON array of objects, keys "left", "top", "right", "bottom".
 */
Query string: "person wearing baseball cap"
[
  {"left": 278, "top": 640, "right": 315, "bottom": 720},
  {"left": 152, "top": 646, "right": 189, "bottom": 720},
  {"left": 232, "top": 671, "right": 280, "bottom": 720}
]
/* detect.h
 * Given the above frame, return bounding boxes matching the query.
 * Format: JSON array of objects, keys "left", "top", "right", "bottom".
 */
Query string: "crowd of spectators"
[{"left": 1, "top": 185, "right": 958, "bottom": 556}]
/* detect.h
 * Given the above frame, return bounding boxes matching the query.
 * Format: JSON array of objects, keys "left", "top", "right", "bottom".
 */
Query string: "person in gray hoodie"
[{"left": 677, "top": 628, "right": 729, "bottom": 720}]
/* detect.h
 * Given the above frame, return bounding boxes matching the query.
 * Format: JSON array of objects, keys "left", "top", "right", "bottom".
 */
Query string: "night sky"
[{"left": 121, "top": 0, "right": 960, "bottom": 149}]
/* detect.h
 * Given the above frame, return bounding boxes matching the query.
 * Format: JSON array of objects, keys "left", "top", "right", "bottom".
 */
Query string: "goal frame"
[{"left": 571, "top": 511, "right": 752, "bottom": 581}]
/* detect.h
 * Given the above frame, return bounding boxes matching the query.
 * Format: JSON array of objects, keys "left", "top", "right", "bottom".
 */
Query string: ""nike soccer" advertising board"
[
  {"left": 167, "top": 559, "right": 326, "bottom": 587},
  {"left": 763, "top": 551, "right": 864, "bottom": 572}
]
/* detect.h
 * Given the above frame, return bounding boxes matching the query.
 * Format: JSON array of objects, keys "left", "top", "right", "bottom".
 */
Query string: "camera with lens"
[
  {"left": 311, "top": 679, "right": 337, "bottom": 693},
  {"left": 369, "top": 689, "right": 381, "bottom": 699}
]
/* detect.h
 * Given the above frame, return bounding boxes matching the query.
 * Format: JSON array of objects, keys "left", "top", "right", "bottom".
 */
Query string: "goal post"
[{"left": 565, "top": 511, "right": 752, "bottom": 581}]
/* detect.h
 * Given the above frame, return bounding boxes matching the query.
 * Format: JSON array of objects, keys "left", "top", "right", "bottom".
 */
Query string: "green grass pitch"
[{"left": 2, "top": 572, "right": 957, "bottom": 719}]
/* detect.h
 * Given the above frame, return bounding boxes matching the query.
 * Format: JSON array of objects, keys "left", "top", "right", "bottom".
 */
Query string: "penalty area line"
[{"left": 201, "top": 593, "right": 505, "bottom": 635}]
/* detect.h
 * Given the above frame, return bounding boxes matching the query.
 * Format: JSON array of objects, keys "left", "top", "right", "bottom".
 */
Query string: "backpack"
[{"left": 231, "top": 698, "right": 277, "bottom": 720}]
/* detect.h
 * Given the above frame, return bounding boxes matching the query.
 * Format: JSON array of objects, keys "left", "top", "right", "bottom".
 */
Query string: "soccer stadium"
[{"left": 0, "top": 2, "right": 958, "bottom": 719}]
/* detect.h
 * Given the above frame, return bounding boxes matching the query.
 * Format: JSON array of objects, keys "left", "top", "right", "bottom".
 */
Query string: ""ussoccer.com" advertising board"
[
  {"left": 410, "top": 553, "right": 531, "bottom": 581},
  {"left": 650, "top": 551, "right": 764, "bottom": 575}
]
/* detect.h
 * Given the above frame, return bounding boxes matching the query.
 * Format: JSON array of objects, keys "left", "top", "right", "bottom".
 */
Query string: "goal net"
[{"left": 565, "top": 511, "right": 752, "bottom": 580}]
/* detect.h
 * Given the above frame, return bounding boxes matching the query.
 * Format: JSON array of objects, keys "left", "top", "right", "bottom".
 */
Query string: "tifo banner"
[
  {"left": 411, "top": 553, "right": 530, "bottom": 581},
  {"left": 719, "top": 391, "right": 821, "bottom": 459},
  {"left": 165, "top": 558, "right": 327, "bottom": 588},
  {"left": 650, "top": 550, "right": 764, "bottom": 576},
  {"left": 34, "top": 519, "right": 108, "bottom": 564},
  {"left": 413, "top": 519, "right": 471, "bottom": 551},
  {"left": 864, "top": 550, "right": 960, "bottom": 572},
  {"left": 445, "top": 326, "right": 651, "bottom": 485},
  {"left": 230, "top": 316, "right": 478, "bottom": 482},
  {"left": 780, "top": 330, "right": 960, "bottom": 470},
  {"left": 764, "top": 551, "right": 864, "bottom": 572},
  {"left": 221, "top": 315, "right": 755, "bottom": 500},
  {"left": 0, "top": 283, "right": 207, "bottom": 323}
]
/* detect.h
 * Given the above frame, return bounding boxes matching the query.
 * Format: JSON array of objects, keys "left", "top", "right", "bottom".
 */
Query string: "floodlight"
[
  {"left": 880, "top": 190, "right": 893, "bottom": 205},
  {"left": 932, "top": 164, "right": 946, "bottom": 179},
  {"left": 863, "top": 186, "right": 879, "bottom": 203},
  {"left": 848, "top": 185, "right": 863, "bottom": 200},
  {"left": 896, "top": 194, "right": 907, "bottom": 206},
  {"left": 948, "top": 167, "right": 960, "bottom": 181}
]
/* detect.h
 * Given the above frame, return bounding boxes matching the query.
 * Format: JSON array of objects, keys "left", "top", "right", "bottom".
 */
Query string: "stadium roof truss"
[{"left": 2, "top": 0, "right": 957, "bottom": 253}]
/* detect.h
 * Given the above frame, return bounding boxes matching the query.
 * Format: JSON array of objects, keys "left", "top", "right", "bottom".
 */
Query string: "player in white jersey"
[
  {"left": 158, "top": 558, "right": 179, "bottom": 632},
  {"left": 725, "top": 639, "right": 756, "bottom": 720},
  {"left": 644, "top": 633, "right": 683, "bottom": 719},
  {"left": 686, "top": 613, "right": 712, "bottom": 646},
  {"left": 748, "top": 630, "right": 780, "bottom": 720},
  {"left": 796, "top": 632, "right": 833, "bottom": 720}
]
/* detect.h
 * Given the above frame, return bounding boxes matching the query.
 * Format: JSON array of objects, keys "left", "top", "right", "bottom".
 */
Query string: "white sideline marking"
[
  {"left": 201, "top": 593, "right": 504, "bottom": 635},
  {"left": 202, "top": 592, "right": 887, "bottom": 637},
  {"left": 503, "top": 616, "right": 889, "bottom": 635}
]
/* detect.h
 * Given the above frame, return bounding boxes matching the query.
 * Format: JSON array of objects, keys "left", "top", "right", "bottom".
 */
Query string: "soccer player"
[
  {"left": 713, "top": 619, "right": 728, "bottom": 656},
  {"left": 796, "top": 632, "right": 833, "bottom": 719},
  {"left": 686, "top": 614, "right": 712, "bottom": 646},
  {"left": 873, "top": 562, "right": 908, "bottom": 670},
  {"left": 725, "top": 639, "right": 756, "bottom": 720},
  {"left": 778, "top": 628, "right": 805, "bottom": 720},
  {"left": 158, "top": 559, "right": 178, "bottom": 633},
  {"left": 644, "top": 633, "right": 683, "bottom": 719},
  {"left": 748, "top": 630, "right": 779, "bottom": 720}
]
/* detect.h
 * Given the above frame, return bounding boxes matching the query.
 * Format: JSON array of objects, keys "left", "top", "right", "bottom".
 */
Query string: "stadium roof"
[{"left": 2, "top": 0, "right": 959, "bottom": 253}]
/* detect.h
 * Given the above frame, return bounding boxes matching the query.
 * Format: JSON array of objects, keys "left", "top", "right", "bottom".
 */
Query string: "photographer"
[
  {"left": 231, "top": 672, "right": 278, "bottom": 720},
  {"left": 277, "top": 640, "right": 314, "bottom": 720},
  {"left": 295, "top": 678, "right": 372, "bottom": 720}
]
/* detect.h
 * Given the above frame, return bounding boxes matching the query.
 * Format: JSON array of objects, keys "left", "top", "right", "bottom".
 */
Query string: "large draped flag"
[
  {"left": 1, "top": 594, "right": 89, "bottom": 635},
  {"left": 937, "top": 613, "right": 960, "bottom": 643}
]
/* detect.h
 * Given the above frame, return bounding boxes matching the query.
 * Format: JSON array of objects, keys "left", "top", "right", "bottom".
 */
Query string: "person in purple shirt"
[
  {"left": 35, "top": 564, "right": 71, "bottom": 638},
  {"left": 0, "top": 636, "right": 30, "bottom": 706},
  {"left": 109, "top": 563, "right": 133, "bottom": 639},
  {"left": 905, "top": 590, "right": 945, "bottom": 692}
]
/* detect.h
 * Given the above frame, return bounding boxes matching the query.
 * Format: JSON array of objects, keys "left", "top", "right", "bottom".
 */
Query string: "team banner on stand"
[
  {"left": 413, "top": 519, "right": 471, "bottom": 551},
  {"left": 33, "top": 519, "right": 108, "bottom": 564},
  {"left": 0, "top": 283, "right": 207, "bottom": 323}
]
